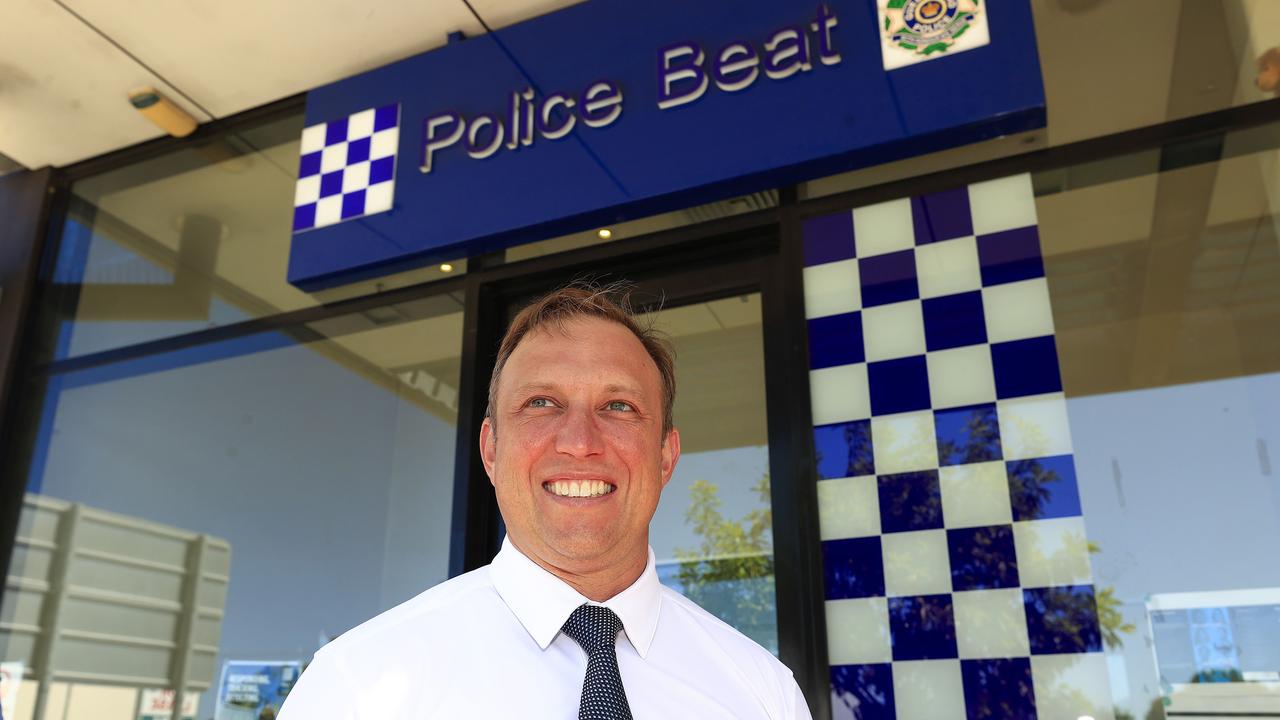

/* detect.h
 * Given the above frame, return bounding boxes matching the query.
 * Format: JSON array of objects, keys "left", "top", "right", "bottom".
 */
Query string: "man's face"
[{"left": 480, "top": 316, "right": 680, "bottom": 574}]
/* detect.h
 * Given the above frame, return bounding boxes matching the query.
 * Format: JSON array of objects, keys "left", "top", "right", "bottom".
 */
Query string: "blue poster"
[{"left": 215, "top": 661, "right": 301, "bottom": 720}]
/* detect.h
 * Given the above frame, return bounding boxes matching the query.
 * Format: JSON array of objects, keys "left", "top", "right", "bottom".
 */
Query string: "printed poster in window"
[{"left": 215, "top": 661, "right": 301, "bottom": 720}]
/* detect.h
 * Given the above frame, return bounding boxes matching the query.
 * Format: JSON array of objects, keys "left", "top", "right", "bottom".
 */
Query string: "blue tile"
[
  {"left": 947, "top": 525, "right": 1019, "bottom": 591},
  {"left": 815, "top": 420, "right": 875, "bottom": 480},
  {"left": 808, "top": 312, "right": 865, "bottom": 370},
  {"left": 341, "top": 190, "right": 366, "bottom": 220},
  {"left": 977, "top": 226, "right": 1044, "bottom": 287},
  {"left": 298, "top": 150, "right": 322, "bottom": 178},
  {"left": 912, "top": 188, "right": 973, "bottom": 245},
  {"left": 347, "top": 136, "right": 371, "bottom": 165},
  {"left": 961, "top": 658, "right": 1037, "bottom": 720},
  {"left": 374, "top": 103, "right": 399, "bottom": 132},
  {"left": 324, "top": 118, "right": 349, "bottom": 146},
  {"left": 991, "top": 336, "right": 1063, "bottom": 399},
  {"left": 1007, "top": 455, "right": 1083, "bottom": 521},
  {"left": 370, "top": 155, "right": 396, "bottom": 184},
  {"left": 860, "top": 250, "right": 919, "bottom": 308},
  {"left": 868, "top": 356, "right": 931, "bottom": 416},
  {"left": 935, "top": 403, "right": 1002, "bottom": 466},
  {"left": 292, "top": 203, "right": 316, "bottom": 232},
  {"left": 831, "top": 664, "right": 896, "bottom": 720},
  {"left": 823, "top": 536, "right": 885, "bottom": 600},
  {"left": 923, "top": 291, "right": 987, "bottom": 351},
  {"left": 888, "top": 594, "right": 957, "bottom": 661},
  {"left": 804, "top": 212, "right": 856, "bottom": 267},
  {"left": 319, "top": 170, "right": 344, "bottom": 199},
  {"left": 1024, "top": 585, "right": 1102, "bottom": 654},
  {"left": 877, "top": 471, "right": 943, "bottom": 534}
]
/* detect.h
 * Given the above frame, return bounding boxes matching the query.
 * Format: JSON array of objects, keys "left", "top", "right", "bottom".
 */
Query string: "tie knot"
[{"left": 561, "top": 604, "right": 624, "bottom": 654}]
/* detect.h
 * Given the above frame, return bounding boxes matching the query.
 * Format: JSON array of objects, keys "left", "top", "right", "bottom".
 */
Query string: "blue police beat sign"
[{"left": 288, "top": 0, "right": 1044, "bottom": 289}]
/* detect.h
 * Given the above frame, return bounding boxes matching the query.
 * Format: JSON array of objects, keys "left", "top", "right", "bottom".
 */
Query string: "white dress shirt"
[{"left": 279, "top": 538, "right": 812, "bottom": 719}]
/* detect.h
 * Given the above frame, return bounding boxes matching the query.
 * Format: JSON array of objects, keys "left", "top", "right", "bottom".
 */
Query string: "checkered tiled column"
[{"left": 803, "top": 175, "right": 1115, "bottom": 720}]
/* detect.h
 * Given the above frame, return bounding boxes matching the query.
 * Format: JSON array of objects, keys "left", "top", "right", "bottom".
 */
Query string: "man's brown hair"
[{"left": 486, "top": 281, "right": 677, "bottom": 436}]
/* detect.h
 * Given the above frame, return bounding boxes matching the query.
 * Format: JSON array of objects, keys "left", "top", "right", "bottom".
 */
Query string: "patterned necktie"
[{"left": 560, "top": 604, "right": 634, "bottom": 720}]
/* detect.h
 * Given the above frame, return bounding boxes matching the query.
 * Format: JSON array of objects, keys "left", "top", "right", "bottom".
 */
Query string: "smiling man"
[{"left": 279, "top": 284, "right": 811, "bottom": 719}]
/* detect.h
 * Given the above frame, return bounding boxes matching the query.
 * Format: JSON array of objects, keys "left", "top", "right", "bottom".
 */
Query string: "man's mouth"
[{"left": 542, "top": 480, "right": 616, "bottom": 498}]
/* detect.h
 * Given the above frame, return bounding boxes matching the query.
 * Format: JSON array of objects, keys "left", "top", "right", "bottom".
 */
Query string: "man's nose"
[{"left": 555, "top": 405, "right": 605, "bottom": 457}]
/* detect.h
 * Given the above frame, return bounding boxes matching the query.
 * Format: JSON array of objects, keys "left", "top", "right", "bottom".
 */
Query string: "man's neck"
[{"left": 509, "top": 537, "right": 648, "bottom": 602}]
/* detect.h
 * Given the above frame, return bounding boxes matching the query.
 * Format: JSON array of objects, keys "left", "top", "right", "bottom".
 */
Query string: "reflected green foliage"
[{"left": 674, "top": 474, "right": 775, "bottom": 646}]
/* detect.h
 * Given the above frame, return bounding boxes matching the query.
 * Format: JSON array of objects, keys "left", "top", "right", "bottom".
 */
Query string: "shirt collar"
[{"left": 490, "top": 537, "right": 662, "bottom": 658}]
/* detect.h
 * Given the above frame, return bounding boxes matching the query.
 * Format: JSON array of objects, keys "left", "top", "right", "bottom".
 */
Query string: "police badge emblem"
[{"left": 877, "top": 0, "right": 990, "bottom": 70}]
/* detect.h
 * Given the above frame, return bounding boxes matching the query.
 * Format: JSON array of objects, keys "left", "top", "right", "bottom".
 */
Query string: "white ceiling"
[
  {"left": 2, "top": 1, "right": 1276, "bottom": 169},
  {"left": 0, "top": 0, "right": 579, "bottom": 168}
]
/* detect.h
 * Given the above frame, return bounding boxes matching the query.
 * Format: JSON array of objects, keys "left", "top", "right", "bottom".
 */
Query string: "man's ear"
[
  {"left": 480, "top": 417, "right": 498, "bottom": 486},
  {"left": 659, "top": 427, "right": 681, "bottom": 488}
]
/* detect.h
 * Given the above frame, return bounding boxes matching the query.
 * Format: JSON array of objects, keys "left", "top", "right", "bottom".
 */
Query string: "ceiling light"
[
  {"left": 439, "top": 263, "right": 454, "bottom": 273},
  {"left": 128, "top": 87, "right": 197, "bottom": 138},
  {"left": 597, "top": 228, "right": 612, "bottom": 239}
]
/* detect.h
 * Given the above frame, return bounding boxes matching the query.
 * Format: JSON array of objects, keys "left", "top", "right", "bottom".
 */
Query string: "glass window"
[
  {"left": 35, "top": 112, "right": 464, "bottom": 363},
  {"left": 805, "top": 121, "right": 1280, "bottom": 719},
  {"left": 0, "top": 292, "right": 464, "bottom": 720},
  {"left": 644, "top": 295, "right": 777, "bottom": 652}
]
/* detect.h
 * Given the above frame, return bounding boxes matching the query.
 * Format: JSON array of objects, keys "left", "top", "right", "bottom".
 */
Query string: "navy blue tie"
[{"left": 561, "top": 604, "right": 634, "bottom": 720}]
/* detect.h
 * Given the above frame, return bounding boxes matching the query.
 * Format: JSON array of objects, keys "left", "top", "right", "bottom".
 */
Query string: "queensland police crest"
[{"left": 877, "top": 0, "right": 989, "bottom": 70}]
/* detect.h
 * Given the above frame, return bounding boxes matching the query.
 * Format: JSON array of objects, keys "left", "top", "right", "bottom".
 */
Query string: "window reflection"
[{"left": 0, "top": 296, "right": 463, "bottom": 720}]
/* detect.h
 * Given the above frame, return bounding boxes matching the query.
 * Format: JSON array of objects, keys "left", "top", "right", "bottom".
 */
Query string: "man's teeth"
[{"left": 546, "top": 480, "right": 614, "bottom": 497}]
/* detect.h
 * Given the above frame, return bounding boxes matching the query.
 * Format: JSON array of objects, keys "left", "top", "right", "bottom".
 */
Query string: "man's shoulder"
[
  {"left": 656, "top": 584, "right": 795, "bottom": 680},
  {"left": 318, "top": 565, "right": 498, "bottom": 661}
]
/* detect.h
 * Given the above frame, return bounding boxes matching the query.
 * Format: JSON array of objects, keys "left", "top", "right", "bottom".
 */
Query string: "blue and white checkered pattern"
[
  {"left": 805, "top": 175, "right": 1116, "bottom": 720},
  {"left": 293, "top": 103, "right": 400, "bottom": 233}
]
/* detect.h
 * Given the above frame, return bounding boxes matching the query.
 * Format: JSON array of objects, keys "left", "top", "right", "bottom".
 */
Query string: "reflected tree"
[{"left": 674, "top": 474, "right": 775, "bottom": 646}]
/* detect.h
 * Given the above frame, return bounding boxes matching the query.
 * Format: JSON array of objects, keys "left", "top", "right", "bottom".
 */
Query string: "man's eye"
[
  {"left": 528, "top": 398, "right": 553, "bottom": 408},
  {"left": 606, "top": 401, "right": 634, "bottom": 412}
]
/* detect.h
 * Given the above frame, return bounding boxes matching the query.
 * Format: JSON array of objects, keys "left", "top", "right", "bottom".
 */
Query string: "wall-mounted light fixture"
[{"left": 128, "top": 87, "right": 197, "bottom": 138}]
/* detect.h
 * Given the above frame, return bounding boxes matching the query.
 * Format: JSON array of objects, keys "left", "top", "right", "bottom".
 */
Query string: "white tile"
[
  {"left": 313, "top": 195, "right": 343, "bottom": 228},
  {"left": 862, "top": 300, "right": 926, "bottom": 362},
  {"left": 983, "top": 278, "right": 1055, "bottom": 343},
  {"left": 320, "top": 142, "right": 348, "bottom": 174},
  {"left": 818, "top": 475, "right": 880, "bottom": 540},
  {"left": 826, "top": 597, "right": 892, "bottom": 665},
  {"left": 939, "top": 461, "right": 1012, "bottom": 529},
  {"left": 953, "top": 589, "right": 1031, "bottom": 659},
  {"left": 969, "top": 174, "right": 1037, "bottom": 236},
  {"left": 347, "top": 107, "right": 376, "bottom": 140},
  {"left": 852, "top": 197, "right": 915, "bottom": 257},
  {"left": 892, "top": 660, "right": 966, "bottom": 720},
  {"left": 364, "top": 181, "right": 395, "bottom": 215},
  {"left": 300, "top": 123, "right": 326, "bottom": 154},
  {"left": 1031, "top": 654, "right": 1115, "bottom": 720},
  {"left": 342, "top": 161, "right": 371, "bottom": 193},
  {"left": 294, "top": 175, "right": 320, "bottom": 206},
  {"left": 997, "top": 393, "right": 1074, "bottom": 460},
  {"left": 1013, "top": 517, "right": 1093, "bottom": 587},
  {"left": 926, "top": 345, "right": 997, "bottom": 410},
  {"left": 871, "top": 410, "right": 939, "bottom": 475},
  {"left": 916, "top": 236, "right": 982, "bottom": 299},
  {"left": 370, "top": 127, "right": 400, "bottom": 160},
  {"left": 803, "top": 259, "right": 861, "bottom": 319},
  {"left": 883, "top": 529, "right": 951, "bottom": 597},
  {"left": 811, "top": 364, "right": 871, "bottom": 427}
]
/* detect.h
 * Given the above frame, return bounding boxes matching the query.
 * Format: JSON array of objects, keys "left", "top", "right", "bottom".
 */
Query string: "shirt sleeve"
[{"left": 278, "top": 651, "right": 358, "bottom": 720}]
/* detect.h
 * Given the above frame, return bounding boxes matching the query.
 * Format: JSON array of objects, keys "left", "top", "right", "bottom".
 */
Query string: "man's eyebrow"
[
  {"left": 510, "top": 382, "right": 645, "bottom": 395},
  {"left": 511, "top": 382, "right": 558, "bottom": 394}
]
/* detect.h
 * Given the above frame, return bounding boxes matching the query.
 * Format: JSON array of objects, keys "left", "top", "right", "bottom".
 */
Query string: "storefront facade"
[{"left": 1, "top": 1, "right": 1278, "bottom": 719}]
